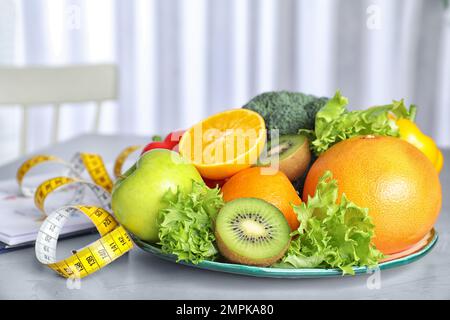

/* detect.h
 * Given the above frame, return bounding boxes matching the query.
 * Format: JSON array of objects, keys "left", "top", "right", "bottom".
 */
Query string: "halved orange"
[{"left": 179, "top": 109, "right": 266, "bottom": 180}]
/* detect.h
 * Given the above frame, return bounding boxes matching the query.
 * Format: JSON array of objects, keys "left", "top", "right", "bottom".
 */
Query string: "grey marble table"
[{"left": 0, "top": 134, "right": 449, "bottom": 300}]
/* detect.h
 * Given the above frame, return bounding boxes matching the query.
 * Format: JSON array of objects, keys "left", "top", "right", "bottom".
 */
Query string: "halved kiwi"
[
  {"left": 258, "top": 134, "right": 311, "bottom": 181},
  {"left": 215, "top": 198, "right": 291, "bottom": 267}
]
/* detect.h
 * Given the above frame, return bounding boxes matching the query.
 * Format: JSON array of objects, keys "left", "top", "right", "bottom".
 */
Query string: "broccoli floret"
[{"left": 243, "top": 92, "right": 328, "bottom": 136}]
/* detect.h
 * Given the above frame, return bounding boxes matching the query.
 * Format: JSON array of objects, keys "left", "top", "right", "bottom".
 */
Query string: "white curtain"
[{"left": 0, "top": 0, "right": 449, "bottom": 164}]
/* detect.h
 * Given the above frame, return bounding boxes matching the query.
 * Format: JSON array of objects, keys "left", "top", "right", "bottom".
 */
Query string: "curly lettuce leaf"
[
  {"left": 276, "top": 171, "right": 384, "bottom": 275},
  {"left": 158, "top": 182, "right": 224, "bottom": 264},
  {"left": 300, "top": 91, "right": 414, "bottom": 155}
]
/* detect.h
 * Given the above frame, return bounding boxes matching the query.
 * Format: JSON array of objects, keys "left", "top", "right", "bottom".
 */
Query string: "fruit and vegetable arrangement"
[{"left": 112, "top": 90, "right": 443, "bottom": 275}]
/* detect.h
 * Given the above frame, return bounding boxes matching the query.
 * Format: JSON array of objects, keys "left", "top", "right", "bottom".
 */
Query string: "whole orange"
[
  {"left": 303, "top": 135, "right": 442, "bottom": 255},
  {"left": 221, "top": 167, "right": 301, "bottom": 230}
]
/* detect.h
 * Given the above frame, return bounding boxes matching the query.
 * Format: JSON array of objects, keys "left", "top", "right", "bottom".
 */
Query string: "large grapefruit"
[{"left": 303, "top": 135, "right": 442, "bottom": 255}]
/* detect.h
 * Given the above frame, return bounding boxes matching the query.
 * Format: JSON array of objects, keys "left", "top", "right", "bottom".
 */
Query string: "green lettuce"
[
  {"left": 158, "top": 182, "right": 224, "bottom": 264},
  {"left": 276, "top": 171, "right": 384, "bottom": 275},
  {"left": 300, "top": 91, "right": 415, "bottom": 155}
]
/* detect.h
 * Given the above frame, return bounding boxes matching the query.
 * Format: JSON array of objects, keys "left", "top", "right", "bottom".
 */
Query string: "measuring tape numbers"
[
  {"left": 16, "top": 147, "right": 143, "bottom": 279},
  {"left": 35, "top": 205, "right": 133, "bottom": 278}
]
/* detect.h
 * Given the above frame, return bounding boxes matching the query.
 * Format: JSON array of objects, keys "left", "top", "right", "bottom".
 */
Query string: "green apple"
[{"left": 112, "top": 149, "right": 203, "bottom": 242}]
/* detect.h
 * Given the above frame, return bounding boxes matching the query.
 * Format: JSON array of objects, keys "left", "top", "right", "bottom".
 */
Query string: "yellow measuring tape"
[
  {"left": 16, "top": 146, "right": 142, "bottom": 279},
  {"left": 35, "top": 206, "right": 133, "bottom": 279},
  {"left": 113, "top": 145, "right": 141, "bottom": 179}
]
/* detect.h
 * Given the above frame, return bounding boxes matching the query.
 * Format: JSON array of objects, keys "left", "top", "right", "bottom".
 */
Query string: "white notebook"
[{"left": 0, "top": 175, "right": 97, "bottom": 247}]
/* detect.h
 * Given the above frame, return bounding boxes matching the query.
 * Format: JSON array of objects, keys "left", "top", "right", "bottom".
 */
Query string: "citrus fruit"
[
  {"left": 178, "top": 109, "right": 266, "bottom": 180},
  {"left": 221, "top": 167, "right": 301, "bottom": 230},
  {"left": 303, "top": 135, "right": 442, "bottom": 255}
]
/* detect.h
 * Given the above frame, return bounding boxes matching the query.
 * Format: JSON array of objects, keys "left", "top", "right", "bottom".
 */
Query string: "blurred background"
[{"left": 0, "top": 0, "right": 449, "bottom": 166}]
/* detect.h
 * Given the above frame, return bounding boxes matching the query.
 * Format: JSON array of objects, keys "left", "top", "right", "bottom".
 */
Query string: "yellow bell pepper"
[{"left": 396, "top": 118, "right": 444, "bottom": 173}]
